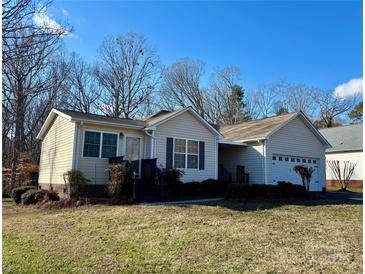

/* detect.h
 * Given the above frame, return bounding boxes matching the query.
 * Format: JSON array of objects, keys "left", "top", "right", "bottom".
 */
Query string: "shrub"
[
  {"left": 183, "top": 181, "right": 202, "bottom": 197},
  {"left": 277, "top": 181, "right": 307, "bottom": 198},
  {"left": 10, "top": 186, "right": 37, "bottom": 204},
  {"left": 21, "top": 189, "right": 48, "bottom": 205},
  {"left": 43, "top": 190, "right": 60, "bottom": 202},
  {"left": 226, "top": 183, "right": 307, "bottom": 200},
  {"left": 63, "top": 170, "right": 90, "bottom": 199},
  {"left": 106, "top": 162, "right": 135, "bottom": 199},
  {"left": 161, "top": 168, "right": 185, "bottom": 199},
  {"left": 37, "top": 198, "right": 74, "bottom": 209},
  {"left": 201, "top": 179, "right": 228, "bottom": 196},
  {"left": 165, "top": 181, "right": 185, "bottom": 198},
  {"left": 162, "top": 168, "right": 184, "bottom": 185}
]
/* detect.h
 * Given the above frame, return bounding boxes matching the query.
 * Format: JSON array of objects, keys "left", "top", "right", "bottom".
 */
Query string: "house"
[
  {"left": 319, "top": 124, "right": 363, "bottom": 188},
  {"left": 37, "top": 108, "right": 330, "bottom": 194},
  {"left": 36, "top": 107, "right": 222, "bottom": 194},
  {"left": 219, "top": 112, "right": 331, "bottom": 191}
]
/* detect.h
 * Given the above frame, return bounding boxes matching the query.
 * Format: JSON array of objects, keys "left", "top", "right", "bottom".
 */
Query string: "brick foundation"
[
  {"left": 326, "top": 180, "right": 363, "bottom": 189},
  {"left": 39, "top": 183, "right": 108, "bottom": 197}
]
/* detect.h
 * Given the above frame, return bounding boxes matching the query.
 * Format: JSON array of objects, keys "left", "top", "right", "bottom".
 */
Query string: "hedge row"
[
  {"left": 226, "top": 181, "right": 308, "bottom": 200},
  {"left": 164, "top": 179, "right": 229, "bottom": 199}
]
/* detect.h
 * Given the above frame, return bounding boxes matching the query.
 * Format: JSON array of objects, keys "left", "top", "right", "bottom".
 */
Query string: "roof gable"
[
  {"left": 220, "top": 112, "right": 331, "bottom": 147},
  {"left": 146, "top": 107, "right": 222, "bottom": 137}
]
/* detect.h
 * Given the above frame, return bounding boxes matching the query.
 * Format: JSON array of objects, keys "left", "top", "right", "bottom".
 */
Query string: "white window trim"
[
  {"left": 172, "top": 137, "right": 200, "bottom": 170},
  {"left": 82, "top": 129, "right": 119, "bottom": 159}
]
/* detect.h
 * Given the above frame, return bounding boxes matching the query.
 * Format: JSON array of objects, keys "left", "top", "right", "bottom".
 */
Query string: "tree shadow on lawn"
[{"left": 161, "top": 195, "right": 362, "bottom": 213}]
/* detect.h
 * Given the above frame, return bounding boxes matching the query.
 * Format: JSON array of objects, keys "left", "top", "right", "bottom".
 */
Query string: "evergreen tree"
[
  {"left": 223, "top": 84, "right": 250, "bottom": 124},
  {"left": 348, "top": 102, "right": 363, "bottom": 123}
]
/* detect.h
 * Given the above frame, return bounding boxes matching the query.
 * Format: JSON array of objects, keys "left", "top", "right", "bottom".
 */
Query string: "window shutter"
[
  {"left": 166, "top": 138, "right": 173, "bottom": 168},
  {"left": 199, "top": 141, "right": 205, "bottom": 170}
]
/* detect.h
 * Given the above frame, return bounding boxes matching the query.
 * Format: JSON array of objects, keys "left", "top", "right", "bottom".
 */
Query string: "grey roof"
[
  {"left": 319, "top": 124, "right": 363, "bottom": 153},
  {"left": 56, "top": 109, "right": 146, "bottom": 127},
  {"left": 144, "top": 109, "right": 182, "bottom": 127},
  {"left": 220, "top": 112, "right": 297, "bottom": 142},
  {"left": 56, "top": 108, "right": 187, "bottom": 128}
]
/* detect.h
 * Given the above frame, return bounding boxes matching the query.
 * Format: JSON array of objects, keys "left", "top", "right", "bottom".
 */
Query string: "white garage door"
[{"left": 272, "top": 155, "right": 321, "bottom": 191}]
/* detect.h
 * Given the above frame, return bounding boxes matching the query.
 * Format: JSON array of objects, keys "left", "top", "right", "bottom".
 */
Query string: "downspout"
[
  {"left": 259, "top": 139, "right": 268, "bottom": 185},
  {"left": 74, "top": 121, "right": 83, "bottom": 170},
  {"left": 215, "top": 136, "right": 220, "bottom": 180},
  {"left": 144, "top": 128, "right": 156, "bottom": 159}
]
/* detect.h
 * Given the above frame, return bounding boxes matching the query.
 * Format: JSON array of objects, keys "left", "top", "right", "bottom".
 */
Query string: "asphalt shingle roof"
[
  {"left": 220, "top": 112, "right": 297, "bottom": 142},
  {"left": 319, "top": 124, "right": 363, "bottom": 153},
  {"left": 56, "top": 109, "right": 146, "bottom": 127}
]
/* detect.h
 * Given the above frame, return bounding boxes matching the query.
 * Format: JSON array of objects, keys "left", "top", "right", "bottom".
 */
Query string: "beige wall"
[
  {"left": 76, "top": 123, "right": 146, "bottom": 185},
  {"left": 39, "top": 111, "right": 219, "bottom": 185},
  {"left": 218, "top": 143, "right": 264, "bottom": 184},
  {"left": 266, "top": 116, "right": 327, "bottom": 188},
  {"left": 154, "top": 111, "right": 218, "bottom": 182},
  {"left": 325, "top": 151, "right": 363, "bottom": 180},
  {"left": 38, "top": 115, "right": 75, "bottom": 185}
]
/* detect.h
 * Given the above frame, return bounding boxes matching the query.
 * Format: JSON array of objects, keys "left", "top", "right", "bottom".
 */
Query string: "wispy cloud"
[
  {"left": 33, "top": 10, "right": 74, "bottom": 37},
  {"left": 334, "top": 78, "right": 363, "bottom": 99},
  {"left": 62, "top": 9, "right": 69, "bottom": 16}
]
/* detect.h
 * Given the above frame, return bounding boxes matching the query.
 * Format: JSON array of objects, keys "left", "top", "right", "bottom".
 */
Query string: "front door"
[{"left": 125, "top": 136, "right": 141, "bottom": 174}]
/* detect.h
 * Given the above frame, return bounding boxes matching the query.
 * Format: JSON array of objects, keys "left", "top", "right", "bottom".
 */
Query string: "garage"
[
  {"left": 272, "top": 154, "right": 321, "bottom": 191},
  {"left": 220, "top": 111, "right": 331, "bottom": 191}
]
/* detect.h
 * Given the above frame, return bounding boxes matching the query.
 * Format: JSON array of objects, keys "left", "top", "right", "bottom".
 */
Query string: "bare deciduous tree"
[
  {"left": 2, "top": 1, "right": 71, "bottom": 187},
  {"left": 327, "top": 160, "right": 357, "bottom": 191},
  {"left": 94, "top": 33, "right": 160, "bottom": 118},
  {"left": 159, "top": 58, "right": 207, "bottom": 118},
  {"left": 315, "top": 90, "right": 356, "bottom": 128},
  {"left": 252, "top": 84, "right": 281, "bottom": 118},
  {"left": 284, "top": 84, "right": 318, "bottom": 117},
  {"left": 68, "top": 53, "right": 101, "bottom": 113}
]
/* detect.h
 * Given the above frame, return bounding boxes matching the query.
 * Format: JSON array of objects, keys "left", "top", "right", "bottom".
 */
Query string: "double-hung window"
[
  {"left": 83, "top": 131, "right": 101, "bottom": 157},
  {"left": 83, "top": 131, "right": 118, "bottom": 158},
  {"left": 187, "top": 140, "right": 198, "bottom": 168},
  {"left": 174, "top": 139, "right": 186, "bottom": 168},
  {"left": 173, "top": 138, "right": 199, "bottom": 169}
]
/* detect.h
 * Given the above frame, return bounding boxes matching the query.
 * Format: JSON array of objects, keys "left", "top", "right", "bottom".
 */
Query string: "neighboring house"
[
  {"left": 319, "top": 124, "right": 363, "bottom": 188},
  {"left": 37, "top": 108, "right": 330, "bottom": 193},
  {"left": 219, "top": 112, "right": 331, "bottom": 191}
]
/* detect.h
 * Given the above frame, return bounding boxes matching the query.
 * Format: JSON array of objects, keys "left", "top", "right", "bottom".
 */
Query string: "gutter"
[{"left": 71, "top": 118, "right": 145, "bottom": 130}]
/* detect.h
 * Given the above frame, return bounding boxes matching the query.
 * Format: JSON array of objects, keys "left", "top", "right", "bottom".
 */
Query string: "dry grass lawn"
[{"left": 2, "top": 199, "right": 362, "bottom": 273}]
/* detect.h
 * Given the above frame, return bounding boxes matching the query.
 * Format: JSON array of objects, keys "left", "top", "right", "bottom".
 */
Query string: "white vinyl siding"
[
  {"left": 76, "top": 123, "right": 144, "bottom": 185},
  {"left": 154, "top": 111, "right": 218, "bottom": 182},
  {"left": 218, "top": 143, "right": 264, "bottom": 184},
  {"left": 38, "top": 115, "right": 75, "bottom": 185},
  {"left": 325, "top": 151, "right": 363, "bottom": 180},
  {"left": 266, "top": 116, "right": 326, "bottom": 189}
]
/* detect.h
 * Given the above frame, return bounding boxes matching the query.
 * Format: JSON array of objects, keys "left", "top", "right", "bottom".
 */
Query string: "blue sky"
[{"left": 50, "top": 0, "right": 362, "bottom": 93}]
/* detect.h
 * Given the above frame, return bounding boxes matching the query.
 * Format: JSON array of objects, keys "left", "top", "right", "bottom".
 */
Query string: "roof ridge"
[
  {"left": 319, "top": 123, "right": 363, "bottom": 131},
  {"left": 56, "top": 108, "right": 146, "bottom": 122},
  {"left": 220, "top": 112, "right": 297, "bottom": 130}
]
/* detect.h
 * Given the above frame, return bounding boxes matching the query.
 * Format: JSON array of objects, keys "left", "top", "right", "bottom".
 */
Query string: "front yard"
[{"left": 3, "top": 199, "right": 362, "bottom": 273}]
